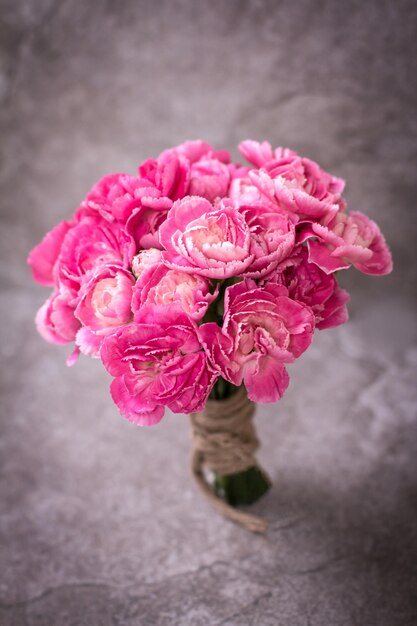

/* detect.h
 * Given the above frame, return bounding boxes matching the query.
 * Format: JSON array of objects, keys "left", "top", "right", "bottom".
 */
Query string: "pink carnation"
[
  {"left": 36, "top": 287, "right": 80, "bottom": 345},
  {"left": 200, "top": 280, "right": 315, "bottom": 403},
  {"left": 138, "top": 151, "right": 190, "bottom": 202},
  {"left": 80, "top": 150, "right": 192, "bottom": 229},
  {"left": 240, "top": 140, "right": 345, "bottom": 196},
  {"left": 131, "top": 248, "right": 164, "bottom": 277},
  {"left": 74, "top": 265, "right": 135, "bottom": 357},
  {"left": 126, "top": 199, "right": 173, "bottom": 252},
  {"left": 239, "top": 140, "right": 345, "bottom": 221},
  {"left": 101, "top": 305, "right": 218, "bottom": 425},
  {"left": 268, "top": 247, "right": 350, "bottom": 330},
  {"left": 81, "top": 165, "right": 188, "bottom": 228},
  {"left": 299, "top": 211, "right": 393, "bottom": 275},
  {"left": 55, "top": 214, "right": 130, "bottom": 293},
  {"left": 228, "top": 175, "right": 263, "bottom": 205},
  {"left": 247, "top": 168, "right": 340, "bottom": 221},
  {"left": 240, "top": 140, "right": 344, "bottom": 192},
  {"left": 131, "top": 249, "right": 217, "bottom": 321},
  {"left": 159, "top": 196, "right": 254, "bottom": 279},
  {"left": 238, "top": 203, "right": 296, "bottom": 278},
  {"left": 189, "top": 158, "right": 231, "bottom": 202},
  {"left": 80, "top": 173, "right": 148, "bottom": 223}
]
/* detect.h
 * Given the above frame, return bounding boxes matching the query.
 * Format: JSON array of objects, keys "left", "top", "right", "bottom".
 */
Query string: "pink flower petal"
[{"left": 28, "top": 220, "right": 72, "bottom": 286}]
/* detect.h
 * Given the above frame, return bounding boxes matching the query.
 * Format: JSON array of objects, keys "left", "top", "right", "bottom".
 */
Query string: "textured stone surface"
[{"left": 1, "top": 1, "right": 417, "bottom": 624}]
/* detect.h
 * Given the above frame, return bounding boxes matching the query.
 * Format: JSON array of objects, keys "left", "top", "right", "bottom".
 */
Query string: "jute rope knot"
[{"left": 190, "top": 386, "right": 268, "bottom": 533}]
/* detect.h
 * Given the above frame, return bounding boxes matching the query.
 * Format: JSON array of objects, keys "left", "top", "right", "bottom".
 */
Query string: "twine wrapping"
[{"left": 190, "top": 386, "right": 268, "bottom": 533}]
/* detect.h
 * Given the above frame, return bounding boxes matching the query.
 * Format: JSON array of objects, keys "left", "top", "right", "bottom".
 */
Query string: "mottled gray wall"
[{"left": 1, "top": 1, "right": 417, "bottom": 625}]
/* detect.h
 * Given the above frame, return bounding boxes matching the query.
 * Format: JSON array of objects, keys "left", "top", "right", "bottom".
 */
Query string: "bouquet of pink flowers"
[{"left": 28, "top": 139, "right": 392, "bottom": 529}]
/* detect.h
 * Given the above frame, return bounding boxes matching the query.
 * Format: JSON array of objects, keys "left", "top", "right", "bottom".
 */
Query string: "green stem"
[
  {"left": 214, "top": 466, "right": 271, "bottom": 506},
  {"left": 208, "top": 378, "right": 271, "bottom": 505},
  {"left": 209, "top": 377, "right": 239, "bottom": 401}
]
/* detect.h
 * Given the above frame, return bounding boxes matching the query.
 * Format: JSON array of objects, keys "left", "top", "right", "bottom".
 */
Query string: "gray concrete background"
[{"left": 1, "top": 1, "right": 417, "bottom": 624}]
